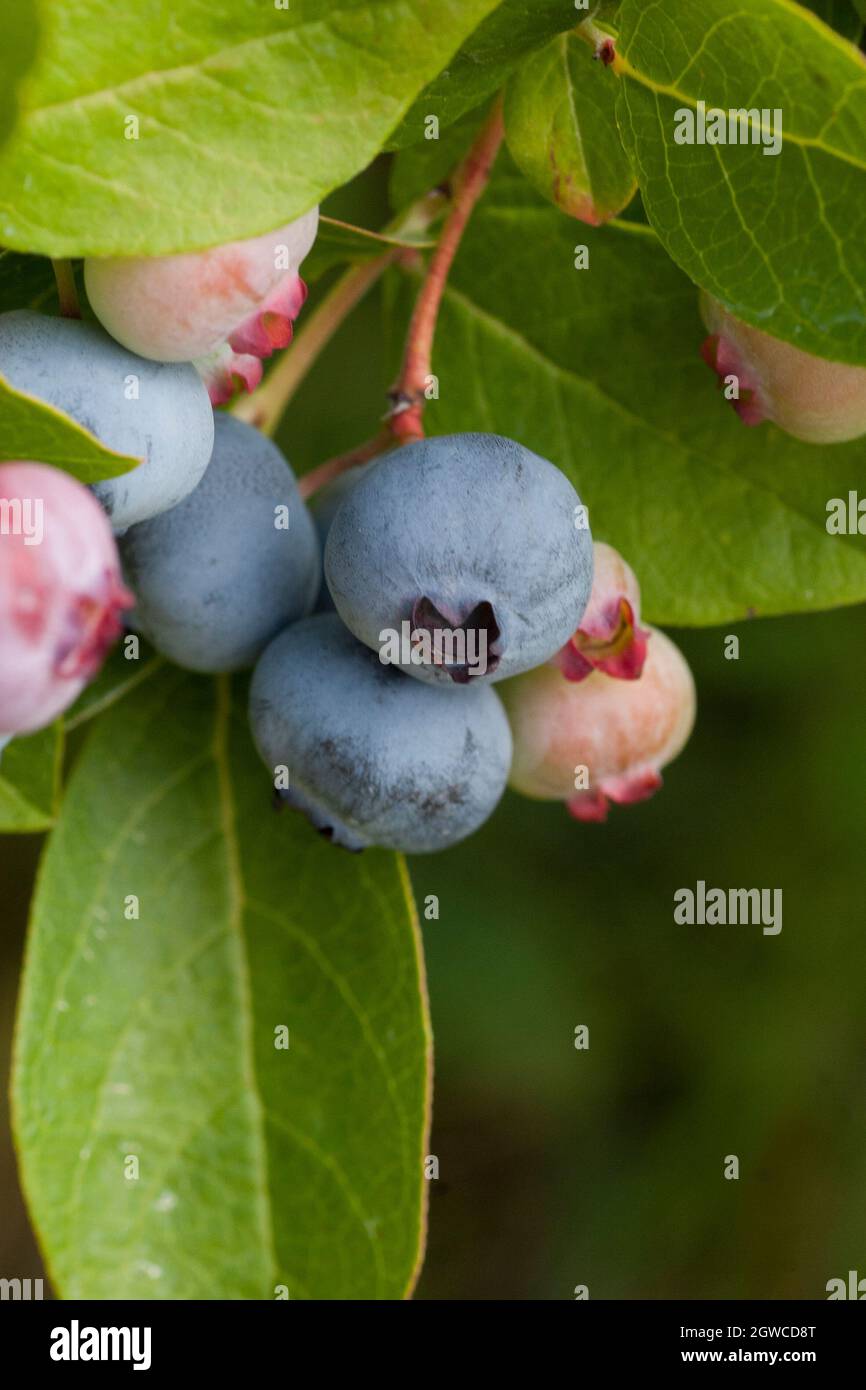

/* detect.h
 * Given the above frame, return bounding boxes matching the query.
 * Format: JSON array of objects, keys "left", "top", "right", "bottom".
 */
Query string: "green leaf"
[
  {"left": 0, "top": 1, "right": 39, "bottom": 152},
  {"left": 388, "top": 0, "right": 579, "bottom": 149},
  {"left": 505, "top": 33, "right": 637, "bottom": 224},
  {"left": 387, "top": 166, "right": 866, "bottom": 625},
  {"left": 0, "top": 0, "right": 500, "bottom": 258},
  {"left": 0, "top": 723, "right": 63, "bottom": 833},
  {"left": 14, "top": 668, "right": 431, "bottom": 1299},
  {"left": 63, "top": 646, "right": 166, "bottom": 731},
  {"left": 0, "top": 373, "right": 141, "bottom": 482},
  {"left": 390, "top": 107, "right": 493, "bottom": 212},
  {"left": 615, "top": 0, "right": 866, "bottom": 364}
]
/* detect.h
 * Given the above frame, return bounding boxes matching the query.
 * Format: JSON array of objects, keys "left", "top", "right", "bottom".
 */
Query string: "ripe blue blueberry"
[
  {"left": 0, "top": 310, "right": 214, "bottom": 531},
  {"left": 324, "top": 433, "right": 593, "bottom": 684},
  {"left": 120, "top": 415, "right": 320, "bottom": 673},
  {"left": 308, "top": 463, "right": 371, "bottom": 612},
  {"left": 249, "top": 614, "right": 513, "bottom": 853}
]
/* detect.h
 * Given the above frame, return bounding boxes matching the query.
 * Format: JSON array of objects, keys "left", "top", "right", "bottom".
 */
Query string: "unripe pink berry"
[
  {"left": 700, "top": 292, "right": 866, "bottom": 444},
  {"left": 0, "top": 462, "right": 132, "bottom": 736},
  {"left": 552, "top": 541, "right": 648, "bottom": 682},
  {"left": 84, "top": 209, "right": 319, "bottom": 385},
  {"left": 502, "top": 625, "right": 695, "bottom": 821}
]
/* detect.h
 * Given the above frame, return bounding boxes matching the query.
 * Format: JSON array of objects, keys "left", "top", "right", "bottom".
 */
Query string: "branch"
[
  {"left": 52, "top": 260, "right": 81, "bottom": 319},
  {"left": 297, "top": 432, "right": 391, "bottom": 501},
  {"left": 388, "top": 95, "right": 506, "bottom": 444}
]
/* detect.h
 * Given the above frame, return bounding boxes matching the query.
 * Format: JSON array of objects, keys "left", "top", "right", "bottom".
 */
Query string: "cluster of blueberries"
[{"left": 0, "top": 211, "right": 696, "bottom": 852}]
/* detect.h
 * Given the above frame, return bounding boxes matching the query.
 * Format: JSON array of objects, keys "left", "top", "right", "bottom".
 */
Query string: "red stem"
[
  {"left": 52, "top": 260, "right": 81, "bottom": 319},
  {"left": 301, "top": 96, "right": 505, "bottom": 499},
  {"left": 298, "top": 432, "right": 390, "bottom": 501},
  {"left": 388, "top": 95, "right": 505, "bottom": 444}
]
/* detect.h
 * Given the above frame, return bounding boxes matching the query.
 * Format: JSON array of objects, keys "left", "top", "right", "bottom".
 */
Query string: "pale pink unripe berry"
[
  {"left": 553, "top": 540, "right": 648, "bottom": 682},
  {"left": 502, "top": 625, "right": 696, "bottom": 821},
  {"left": 700, "top": 292, "right": 866, "bottom": 444},
  {"left": 84, "top": 209, "right": 319, "bottom": 399},
  {"left": 0, "top": 462, "right": 132, "bottom": 736}
]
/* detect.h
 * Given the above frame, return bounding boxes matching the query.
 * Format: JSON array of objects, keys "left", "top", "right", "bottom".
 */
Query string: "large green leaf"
[
  {"left": 0, "top": 0, "right": 499, "bottom": 258},
  {"left": 0, "top": 373, "right": 140, "bottom": 482},
  {"left": 0, "top": 1, "right": 39, "bottom": 152},
  {"left": 63, "top": 645, "right": 166, "bottom": 731},
  {"left": 390, "top": 108, "right": 492, "bottom": 212},
  {"left": 388, "top": 0, "right": 579, "bottom": 149},
  {"left": 0, "top": 724, "right": 63, "bottom": 833},
  {"left": 505, "top": 32, "right": 636, "bottom": 224},
  {"left": 387, "top": 166, "right": 866, "bottom": 625},
  {"left": 615, "top": 0, "right": 866, "bottom": 364},
  {"left": 13, "top": 667, "right": 431, "bottom": 1299}
]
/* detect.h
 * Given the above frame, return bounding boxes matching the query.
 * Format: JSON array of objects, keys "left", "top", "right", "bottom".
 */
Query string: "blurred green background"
[{"left": 2, "top": 159, "right": 865, "bottom": 1300}]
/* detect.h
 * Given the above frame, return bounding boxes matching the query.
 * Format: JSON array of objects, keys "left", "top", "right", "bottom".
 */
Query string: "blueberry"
[
  {"left": 249, "top": 614, "right": 513, "bottom": 853},
  {"left": 120, "top": 415, "right": 320, "bottom": 673},
  {"left": 0, "top": 310, "right": 214, "bottom": 531},
  {"left": 324, "top": 433, "right": 593, "bottom": 684},
  {"left": 308, "top": 463, "right": 371, "bottom": 613}
]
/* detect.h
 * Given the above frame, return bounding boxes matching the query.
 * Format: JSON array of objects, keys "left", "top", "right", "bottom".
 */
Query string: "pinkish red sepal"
[
  {"left": 553, "top": 642, "right": 594, "bottom": 682},
  {"left": 700, "top": 334, "right": 766, "bottom": 426},
  {"left": 602, "top": 767, "right": 663, "bottom": 805},
  {"left": 566, "top": 788, "right": 609, "bottom": 822},
  {"left": 198, "top": 348, "right": 263, "bottom": 405},
  {"left": 55, "top": 571, "right": 134, "bottom": 679},
  {"left": 228, "top": 273, "right": 308, "bottom": 358},
  {"left": 566, "top": 766, "right": 663, "bottom": 822},
  {"left": 554, "top": 596, "right": 650, "bottom": 683}
]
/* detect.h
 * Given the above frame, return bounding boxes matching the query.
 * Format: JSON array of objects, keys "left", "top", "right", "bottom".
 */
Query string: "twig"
[
  {"left": 298, "top": 432, "right": 392, "bottom": 500},
  {"left": 388, "top": 95, "right": 506, "bottom": 444},
  {"left": 52, "top": 260, "right": 81, "bottom": 318}
]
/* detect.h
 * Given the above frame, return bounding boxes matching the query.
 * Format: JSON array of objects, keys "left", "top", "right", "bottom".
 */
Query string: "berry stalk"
[
  {"left": 52, "top": 260, "right": 81, "bottom": 319},
  {"left": 389, "top": 95, "right": 505, "bottom": 444}
]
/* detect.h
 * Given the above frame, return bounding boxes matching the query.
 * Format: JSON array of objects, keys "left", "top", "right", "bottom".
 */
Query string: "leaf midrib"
[
  {"left": 617, "top": 5, "right": 866, "bottom": 175},
  {"left": 213, "top": 674, "right": 280, "bottom": 1295}
]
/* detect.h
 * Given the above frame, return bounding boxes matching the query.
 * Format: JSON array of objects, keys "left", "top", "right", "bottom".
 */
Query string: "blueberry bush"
[{"left": 1, "top": 0, "right": 865, "bottom": 1299}]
